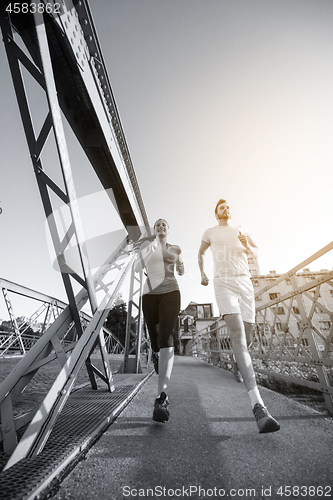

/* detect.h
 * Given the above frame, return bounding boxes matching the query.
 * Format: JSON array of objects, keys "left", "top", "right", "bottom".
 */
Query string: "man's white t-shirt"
[{"left": 201, "top": 225, "right": 251, "bottom": 279}]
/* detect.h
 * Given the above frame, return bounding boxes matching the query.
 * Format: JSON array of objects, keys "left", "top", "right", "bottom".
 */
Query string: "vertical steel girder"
[
  {"left": 0, "top": 0, "right": 151, "bottom": 469},
  {"left": 121, "top": 263, "right": 146, "bottom": 374}
]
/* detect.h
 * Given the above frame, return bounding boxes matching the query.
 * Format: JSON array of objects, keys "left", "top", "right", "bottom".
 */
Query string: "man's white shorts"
[{"left": 213, "top": 275, "right": 255, "bottom": 323}]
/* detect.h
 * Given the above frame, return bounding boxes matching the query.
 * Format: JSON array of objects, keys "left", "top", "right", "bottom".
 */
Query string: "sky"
[{"left": 1, "top": 0, "right": 333, "bottom": 320}]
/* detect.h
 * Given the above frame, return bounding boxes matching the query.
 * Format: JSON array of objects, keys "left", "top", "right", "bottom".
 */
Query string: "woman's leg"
[
  {"left": 157, "top": 290, "right": 180, "bottom": 395},
  {"left": 158, "top": 346, "right": 174, "bottom": 395},
  {"left": 142, "top": 294, "right": 159, "bottom": 353}
]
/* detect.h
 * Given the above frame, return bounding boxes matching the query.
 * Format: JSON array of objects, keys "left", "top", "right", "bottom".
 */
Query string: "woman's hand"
[
  {"left": 133, "top": 236, "right": 156, "bottom": 253},
  {"left": 177, "top": 260, "right": 185, "bottom": 276}
]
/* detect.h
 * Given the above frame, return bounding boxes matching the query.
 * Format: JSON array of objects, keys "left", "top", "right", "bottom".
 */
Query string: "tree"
[{"left": 104, "top": 302, "right": 137, "bottom": 351}]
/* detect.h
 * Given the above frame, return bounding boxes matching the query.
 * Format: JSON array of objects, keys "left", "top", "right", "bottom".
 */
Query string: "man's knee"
[{"left": 223, "top": 313, "right": 243, "bottom": 334}]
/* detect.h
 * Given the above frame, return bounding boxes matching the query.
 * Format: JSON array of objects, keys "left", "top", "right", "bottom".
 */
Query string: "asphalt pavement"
[{"left": 52, "top": 356, "right": 333, "bottom": 500}]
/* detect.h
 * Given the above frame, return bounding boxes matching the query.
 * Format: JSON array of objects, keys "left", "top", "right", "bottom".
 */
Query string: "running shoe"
[
  {"left": 152, "top": 392, "right": 169, "bottom": 423},
  {"left": 253, "top": 403, "right": 280, "bottom": 433},
  {"left": 152, "top": 351, "right": 159, "bottom": 374}
]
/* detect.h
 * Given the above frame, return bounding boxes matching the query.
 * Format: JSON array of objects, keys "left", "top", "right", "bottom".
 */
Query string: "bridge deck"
[
  {"left": 1, "top": 357, "right": 332, "bottom": 500},
  {"left": 53, "top": 356, "right": 332, "bottom": 500}
]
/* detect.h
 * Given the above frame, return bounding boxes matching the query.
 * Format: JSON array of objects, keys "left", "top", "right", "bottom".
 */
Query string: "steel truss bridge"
[{"left": 0, "top": 0, "right": 332, "bottom": 484}]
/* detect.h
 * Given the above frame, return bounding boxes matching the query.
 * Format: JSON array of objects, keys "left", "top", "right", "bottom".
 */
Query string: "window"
[
  {"left": 273, "top": 306, "right": 285, "bottom": 315},
  {"left": 255, "top": 296, "right": 262, "bottom": 301},
  {"left": 203, "top": 305, "right": 212, "bottom": 318},
  {"left": 196, "top": 305, "right": 204, "bottom": 318},
  {"left": 319, "top": 321, "right": 331, "bottom": 331},
  {"left": 293, "top": 306, "right": 300, "bottom": 314},
  {"left": 269, "top": 293, "right": 280, "bottom": 300},
  {"left": 248, "top": 257, "right": 254, "bottom": 264},
  {"left": 252, "top": 280, "right": 259, "bottom": 287},
  {"left": 276, "top": 322, "right": 283, "bottom": 331}
]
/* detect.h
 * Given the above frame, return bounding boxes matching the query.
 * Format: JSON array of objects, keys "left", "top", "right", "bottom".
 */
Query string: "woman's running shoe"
[{"left": 153, "top": 392, "right": 169, "bottom": 422}]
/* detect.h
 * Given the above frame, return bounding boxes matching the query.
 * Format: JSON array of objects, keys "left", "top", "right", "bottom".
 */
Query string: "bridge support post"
[{"left": 120, "top": 263, "right": 146, "bottom": 374}]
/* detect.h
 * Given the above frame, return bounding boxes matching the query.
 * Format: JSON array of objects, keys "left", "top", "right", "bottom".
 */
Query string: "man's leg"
[
  {"left": 244, "top": 321, "right": 254, "bottom": 349},
  {"left": 223, "top": 313, "right": 280, "bottom": 433},
  {"left": 224, "top": 313, "right": 256, "bottom": 391},
  {"left": 231, "top": 320, "right": 254, "bottom": 382}
]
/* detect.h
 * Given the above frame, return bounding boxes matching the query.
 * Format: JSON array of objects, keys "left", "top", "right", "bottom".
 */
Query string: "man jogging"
[{"left": 198, "top": 198, "right": 280, "bottom": 433}]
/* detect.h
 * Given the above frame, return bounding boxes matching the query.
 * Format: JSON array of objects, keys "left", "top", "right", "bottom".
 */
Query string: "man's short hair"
[{"left": 214, "top": 199, "right": 228, "bottom": 215}]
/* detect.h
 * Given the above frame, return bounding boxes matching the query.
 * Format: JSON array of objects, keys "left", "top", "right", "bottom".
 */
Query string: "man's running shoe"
[
  {"left": 152, "top": 392, "right": 169, "bottom": 423},
  {"left": 253, "top": 403, "right": 280, "bottom": 433},
  {"left": 152, "top": 351, "right": 159, "bottom": 374}
]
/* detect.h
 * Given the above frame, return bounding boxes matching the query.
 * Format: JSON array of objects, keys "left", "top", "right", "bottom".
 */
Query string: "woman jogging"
[{"left": 134, "top": 219, "right": 184, "bottom": 423}]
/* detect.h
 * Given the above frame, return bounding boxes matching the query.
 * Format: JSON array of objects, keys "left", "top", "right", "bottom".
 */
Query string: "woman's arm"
[
  {"left": 133, "top": 241, "right": 157, "bottom": 273},
  {"left": 174, "top": 245, "right": 185, "bottom": 276}
]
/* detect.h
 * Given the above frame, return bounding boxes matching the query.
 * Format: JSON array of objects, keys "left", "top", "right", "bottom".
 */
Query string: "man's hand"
[
  {"left": 238, "top": 232, "right": 249, "bottom": 250},
  {"left": 201, "top": 272, "right": 209, "bottom": 286}
]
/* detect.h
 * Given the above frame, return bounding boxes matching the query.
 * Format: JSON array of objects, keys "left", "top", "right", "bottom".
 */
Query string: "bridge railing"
[{"left": 185, "top": 241, "right": 333, "bottom": 414}]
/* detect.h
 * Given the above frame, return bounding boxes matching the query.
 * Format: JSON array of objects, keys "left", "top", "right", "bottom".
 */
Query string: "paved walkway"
[{"left": 53, "top": 356, "right": 332, "bottom": 500}]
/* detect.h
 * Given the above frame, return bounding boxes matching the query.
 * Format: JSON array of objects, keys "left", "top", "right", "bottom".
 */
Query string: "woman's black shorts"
[{"left": 142, "top": 290, "right": 180, "bottom": 352}]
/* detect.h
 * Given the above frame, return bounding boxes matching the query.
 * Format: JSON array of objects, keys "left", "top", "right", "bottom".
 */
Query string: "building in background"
[{"left": 178, "top": 302, "right": 219, "bottom": 355}]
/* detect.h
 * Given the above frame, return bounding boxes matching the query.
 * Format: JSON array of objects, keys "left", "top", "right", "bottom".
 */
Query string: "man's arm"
[
  {"left": 198, "top": 240, "right": 210, "bottom": 286},
  {"left": 238, "top": 233, "right": 259, "bottom": 258}
]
